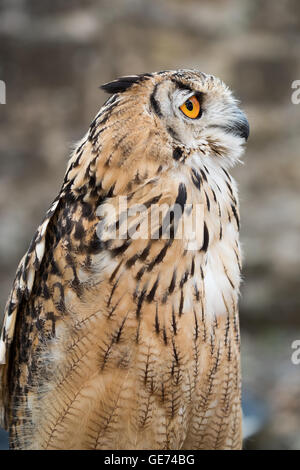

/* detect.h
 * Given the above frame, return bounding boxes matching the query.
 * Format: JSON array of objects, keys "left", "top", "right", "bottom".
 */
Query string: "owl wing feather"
[
  {"left": 0, "top": 98, "right": 111, "bottom": 428},
  {"left": 0, "top": 123, "right": 101, "bottom": 428},
  {"left": 0, "top": 197, "right": 62, "bottom": 428}
]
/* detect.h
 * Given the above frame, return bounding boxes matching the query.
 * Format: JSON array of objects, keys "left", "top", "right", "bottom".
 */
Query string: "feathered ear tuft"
[{"left": 100, "top": 73, "right": 152, "bottom": 94}]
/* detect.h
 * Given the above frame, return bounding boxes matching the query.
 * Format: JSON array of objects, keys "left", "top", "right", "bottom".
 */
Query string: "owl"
[{"left": 0, "top": 69, "right": 249, "bottom": 450}]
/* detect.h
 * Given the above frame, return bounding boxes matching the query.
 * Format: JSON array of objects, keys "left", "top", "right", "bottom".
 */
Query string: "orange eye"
[{"left": 180, "top": 95, "right": 201, "bottom": 119}]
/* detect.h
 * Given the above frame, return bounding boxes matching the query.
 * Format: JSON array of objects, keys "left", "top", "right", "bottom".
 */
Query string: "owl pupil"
[{"left": 186, "top": 100, "right": 193, "bottom": 111}]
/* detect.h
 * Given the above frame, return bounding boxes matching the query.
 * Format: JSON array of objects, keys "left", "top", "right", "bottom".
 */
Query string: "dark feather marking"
[
  {"left": 46, "top": 312, "right": 58, "bottom": 337},
  {"left": 168, "top": 269, "right": 176, "bottom": 294},
  {"left": 109, "top": 260, "right": 123, "bottom": 282},
  {"left": 171, "top": 306, "right": 177, "bottom": 335},
  {"left": 173, "top": 147, "right": 183, "bottom": 161},
  {"left": 150, "top": 83, "right": 162, "bottom": 117},
  {"left": 155, "top": 304, "right": 160, "bottom": 334},
  {"left": 224, "top": 266, "right": 235, "bottom": 289},
  {"left": 101, "top": 73, "right": 152, "bottom": 94},
  {"left": 125, "top": 253, "right": 140, "bottom": 269},
  {"left": 87, "top": 232, "right": 104, "bottom": 255},
  {"left": 167, "top": 126, "right": 180, "bottom": 141},
  {"left": 224, "top": 311, "right": 230, "bottom": 348},
  {"left": 200, "top": 169, "right": 207, "bottom": 182},
  {"left": 191, "top": 168, "right": 202, "bottom": 190},
  {"left": 74, "top": 220, "right": 85, "bottom": 240},
  {"left": 76, "top": 140, "right": 86, "bottom": 156},
  {"left": 90, "top": 125, "right": 108, "bottom": 144},
  {"left": 227, "top": 340, "right": 232, "bottom": 362},
  {"left": 107, "top": 296, "right": 123, "bottom": 319},
  {"left": 140, "top": 242, "right": 151, "bottom": 261},
  {"left": 234, "top": 249, "right": 242, "bottom": 272},
  {"left": 163, "top": 326, "right": 168, "bottom": 345},
  {"left": 50, "top": 259, "right": 60, "bottom": 276},
  {"left": 179, "top": 290, "right": 184, "bottom": 316},
  {"left": 81, "top": 201, "right": 93, "bottom": 219},
  {"left": 143, "top": 348, "right": 151, "bottom": 385},
  {"left": 194, "top": 283, "right": 200, "bottom": 302},
  {"left": 107, "top": 277, "right": 120, "bottom": 307},
  {"left": 205, "top": 192, "right": 210, "bottom": 211},
  {"left": 201, "top": 223, "right": 209, "bottom": 252},
  {"left": 172, "top": 338, "right": 180, "bottom": 364},
  {"left": 134, "top": 319, "right": 141, "bottom": 345},
  {"left": 191, "top": 257, "right": 195, "bottom": 276},
  {"left": 53, "top": 282, "right": 65, "bottom": 313},
  {"left": 211, "top": 188, "right": 217, "bottom": 202},
  {"left": 171, "top": 78, "right": 192, "bottom": 92},
  {"left": 136, "top": 287, "right": 147, "bottom": 317},
  {"left": 146, "top": 277, "right": 159, "bottom": 303},
  {"left": 143, "top": 194, "right": 162, "bottom": 208},
  {"left": 106, "top": 183, "right": 115, "bottom": 198},
  {"left": 100, "top": 337, "right": 115, "bottom": 370},
  {"left": 160, "top": 382, "right": 165, "bottom": 404},
  {"left": 222, "top": 167, "right": 231, "bottom": 180},
  {"left": 180, "top": 271, "right": 189, "bottom": 288},
  {"left": 113, "top": 316, "right": 127, "bottom": 343},
  {"left": 175, "top": 183, "right": 187, "bottom": 212},
  {"left": 136, "top": 266, "right": 146, "bottom": 281},
  {"left": 111, "top": 240, "right": 131, "bottom": 257},
  {"left": 193, "top": 309, "right": 199, "bottom": 341},
  {"left": 42, "top": 283, "right": 51, "bottom": 300},
  {"left": 218, "top": 203, "right": 222, "bottom": 218},
  {"left": 226, "top": 180, "right": 233, "bottom": 196},
  {"left": 147, "top": 241, "right": 172, "bottom": 271},
  {"left": 231, "top": 204, "right": 240, "bottom": 231}
]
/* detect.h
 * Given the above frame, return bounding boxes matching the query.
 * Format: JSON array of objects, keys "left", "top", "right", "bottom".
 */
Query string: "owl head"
[{"left": 99, "top": 69, "right": 249, "bottom": 172}]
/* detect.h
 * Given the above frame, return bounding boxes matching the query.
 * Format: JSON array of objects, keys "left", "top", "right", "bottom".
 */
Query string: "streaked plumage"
[{"left": 0, "top": 69, "right": 249, "bottom": 450}]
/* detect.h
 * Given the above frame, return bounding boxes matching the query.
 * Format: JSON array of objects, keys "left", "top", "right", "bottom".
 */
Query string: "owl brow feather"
[
  {"left": 171, "top": 78, "right": 193, "bottom": 92},
  {"left": 100, "top": 73, "right": 152, "bottom": 94}
]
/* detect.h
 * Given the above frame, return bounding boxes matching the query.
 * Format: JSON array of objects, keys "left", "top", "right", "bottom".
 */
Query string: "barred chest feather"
[{"left": 169, "top": 151, "right": 242, "bottom": 323}]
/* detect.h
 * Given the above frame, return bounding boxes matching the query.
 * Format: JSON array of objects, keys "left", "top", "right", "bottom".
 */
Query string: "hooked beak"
[
  {"left": 207, "top": 110, "right": 250, "bottom": 141},
  {"left": 228, "top": 110, "right": 249, "bottom": 141}
]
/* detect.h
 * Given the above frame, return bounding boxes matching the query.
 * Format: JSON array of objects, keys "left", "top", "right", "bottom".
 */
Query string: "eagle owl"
[{"left": 0, "top": 69, "right": 249, "bottom": 450}]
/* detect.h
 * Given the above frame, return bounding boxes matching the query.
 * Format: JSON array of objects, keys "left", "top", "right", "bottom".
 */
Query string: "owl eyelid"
[{"left": 178, "top": 92, "right": 196, "bottom": 108}]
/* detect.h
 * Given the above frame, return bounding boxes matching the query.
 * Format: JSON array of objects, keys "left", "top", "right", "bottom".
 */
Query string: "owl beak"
[
  {"left": 232, "top": 111, "right": 249, "bottom": 141},
  {"left": 209, "top": 112, "right": 250, "bottom": 141}
]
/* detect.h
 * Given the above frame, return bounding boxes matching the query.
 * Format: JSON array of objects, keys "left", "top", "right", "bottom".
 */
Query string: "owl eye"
[{"left": 180, "top": 95, "right": 201, "bottom": 119}]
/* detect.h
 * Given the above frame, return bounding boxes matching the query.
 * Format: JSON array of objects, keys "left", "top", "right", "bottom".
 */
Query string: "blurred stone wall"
[{"left": 0, "top": 0, "right": 299, "bottom": 449}]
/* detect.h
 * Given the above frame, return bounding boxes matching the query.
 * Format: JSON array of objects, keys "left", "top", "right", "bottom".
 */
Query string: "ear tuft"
[{"left": 100, "top": 73, "right": 152, "bottom": 94}]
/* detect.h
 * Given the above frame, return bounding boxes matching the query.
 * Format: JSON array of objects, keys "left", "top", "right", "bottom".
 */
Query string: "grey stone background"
[{"left": 0, "top": 0, "right": 299, "bottom": 450}]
